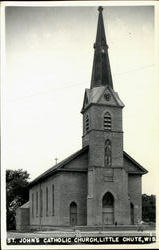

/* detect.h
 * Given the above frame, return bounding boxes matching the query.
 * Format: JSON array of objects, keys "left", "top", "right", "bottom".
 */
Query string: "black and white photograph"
[{"left": 1, "top": 0, "right": 159, "bottom": 249}]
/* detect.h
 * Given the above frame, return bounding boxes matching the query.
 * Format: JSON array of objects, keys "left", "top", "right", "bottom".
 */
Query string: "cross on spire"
[
  {"left": 54, "top": 157, "right": 58, "bottom": 165},
  {"left": 98, "top": 6, "right": 103, "bottom": 12},
  {"left": 90, "top": 6, "right": 113, "bottom": 89}
]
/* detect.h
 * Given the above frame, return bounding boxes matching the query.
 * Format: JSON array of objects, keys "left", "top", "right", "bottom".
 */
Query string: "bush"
[
  {"left": 142, "top": 194, "right": 156, "bottom": 223},
  {"left": 6, "top": 169, "right": 30, "bottom": 230}
]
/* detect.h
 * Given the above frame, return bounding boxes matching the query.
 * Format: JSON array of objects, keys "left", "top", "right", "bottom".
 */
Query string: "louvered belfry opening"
[{"left": 104, "top": 112, "right": 111, "bottom": 131}]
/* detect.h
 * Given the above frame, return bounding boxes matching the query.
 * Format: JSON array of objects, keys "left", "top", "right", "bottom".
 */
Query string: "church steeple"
[{"left": 91, "top": 6, "right": 113, "bottom": 89}]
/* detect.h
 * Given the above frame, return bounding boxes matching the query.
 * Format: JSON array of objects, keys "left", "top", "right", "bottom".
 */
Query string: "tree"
[
  {"left": 6, "top": 169, "right": 30, "bottom": 230},
  {"left": 142, "top": 194, "right": 156, "bottom": 223}
]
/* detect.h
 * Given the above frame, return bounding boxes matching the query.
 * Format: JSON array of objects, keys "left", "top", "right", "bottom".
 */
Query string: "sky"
[{"left": 4, "top": 3, "right": 159, "bottom": 195}]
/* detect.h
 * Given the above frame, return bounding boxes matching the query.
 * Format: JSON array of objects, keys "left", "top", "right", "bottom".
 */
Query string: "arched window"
[
  {"left": 130, "top": 202, "right": 134, "bottom": 225},
  {"left": 36, "top": 191, "right": 38, "bottom": 217},
  {"left": 40, "top": 189, "right": 43, "bottom": 217},
  {"left": 104, "top": 112, "right": 111, "bottom": 131},
  {"left": 52, "top": 184, "right": 54, "bottom": 216},
  {"left": 105, "top": 139, "right": 112, "bottom": 167},
  {"left": 32, "top": 193, "right": 34, "bottom": 218},
  {"left": 102, "top": 192, "right": 114, "bottom": 225},
  {"left": 46, "top": 187, "right": 48, "bottom": 216},
  {"left": 85, "top": 115, "right": 89, "bottom": 133},
  {"left": 70, "top": 202, "right": 77, "bottom": 226}
]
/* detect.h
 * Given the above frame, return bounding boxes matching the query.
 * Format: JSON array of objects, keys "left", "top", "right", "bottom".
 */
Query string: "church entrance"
[
  {"left": 102, "top": 192, "right": 114, "bottom": 225},
  {"left": 130, "top": 202, "right": 134, "bottom": 224},
  {"left": 70, "top": 202, "right": 77, "bottom": 226}
]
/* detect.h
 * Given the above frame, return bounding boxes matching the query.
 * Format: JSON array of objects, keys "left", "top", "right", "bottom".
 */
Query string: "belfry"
[{"left": 16, "top": 7, "right": 147, "bottom": 230}]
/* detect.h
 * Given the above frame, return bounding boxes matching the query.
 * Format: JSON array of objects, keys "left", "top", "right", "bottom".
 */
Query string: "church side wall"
[
  {"left": 29, "top": 173, "right": 61, "bottom": 229},
  {"left": 29, "top": 172, "right": 87, "bottom": 228},
  {"left": 29, "top": 151, "right": 88, "bottom": 228},
  {"left": 128, "top": 174, "right": 142, "bottom": 224}
]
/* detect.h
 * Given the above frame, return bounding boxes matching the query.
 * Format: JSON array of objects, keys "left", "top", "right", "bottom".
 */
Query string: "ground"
[{"left": 7, "top": 228, "right": 156, "bottom": 238}]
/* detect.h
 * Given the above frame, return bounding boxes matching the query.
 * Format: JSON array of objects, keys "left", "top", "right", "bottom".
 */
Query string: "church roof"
[
  {"left": 123, "top": 151, "right": 148, "bottom": 175},
  {"left": 29, "top": 146, "right": 147, "bottom": 188},
  {"left": 90, "top": 6, "right": 113, "bottom": 89},
  {"left": 28, "top": 146, "right": 89, "bottom": 188},
  {"left": 20, "top": 201, "right": 30, "bottom": 208}
]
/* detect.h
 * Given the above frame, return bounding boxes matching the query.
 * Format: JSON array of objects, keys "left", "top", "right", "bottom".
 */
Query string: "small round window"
[{"left": 104, "top": 93, "right": 111, "bottom": 101}]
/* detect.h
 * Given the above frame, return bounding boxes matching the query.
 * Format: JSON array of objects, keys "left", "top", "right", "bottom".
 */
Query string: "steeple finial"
[
  {"left": 90, "top": 7, "right": 113, "bottom": 89},
  {"left": 98, "top": 6, "right": 103, "bottom": 12}
]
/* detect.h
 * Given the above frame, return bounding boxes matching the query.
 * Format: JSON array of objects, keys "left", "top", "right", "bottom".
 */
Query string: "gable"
[
  {"left": 81, "top": 86, "right": 124, "bottom": 113},
  {"left": 29, "top": 146, "right": 89, "bottom": 188},
  {"left": 61, "top": 150, "right": 88, "bottom": 171},
  {"left": 98, "top": 86, "right": 125, "bottom": 107},
  {"left": 98, "top": 87, "right": 119, "bottom": 106},
  {"left": 124, "top": 151, "right": 148, "bottom": 175}
]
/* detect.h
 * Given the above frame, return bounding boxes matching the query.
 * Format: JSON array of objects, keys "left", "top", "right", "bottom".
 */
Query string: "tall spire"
[{"left": 90, "top": 7, "right": 113, "bottom": 89}]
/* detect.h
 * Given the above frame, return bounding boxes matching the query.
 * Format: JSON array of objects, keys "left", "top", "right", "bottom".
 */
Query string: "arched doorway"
[
  {"left": 70, "top": 202, "right": 77, "bottom": 226},
  {"left": 130, "top": 202, "right": 134, "bottom": 225},
  {"left": 102, "top": 192, "right": 114, "bottom": 225}
]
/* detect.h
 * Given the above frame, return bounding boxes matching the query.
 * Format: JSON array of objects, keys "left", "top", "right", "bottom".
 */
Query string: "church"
[{"left": 16, "top": 7, "right": 148, "bottom": 230}]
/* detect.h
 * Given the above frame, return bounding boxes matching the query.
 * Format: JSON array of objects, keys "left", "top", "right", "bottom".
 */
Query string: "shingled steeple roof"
[{"left": 91, "top": 6, "right": 113, "bottom": 89}]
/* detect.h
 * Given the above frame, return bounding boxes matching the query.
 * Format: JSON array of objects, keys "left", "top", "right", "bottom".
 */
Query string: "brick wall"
[
  {"left": 87, "top": 167, "right": 131, "bottom": 225},
  {"left": 128, "top": 174, "right": 142, "bottom": 224},
  {"left": 59, "top": 172, "right": 87, "bottom": 226},
  {"left": 16, "top": 208, "right": 30, "bottom": 230},
  {"left": 29, "top": 151, "right": 88, "bottom": 227}
]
